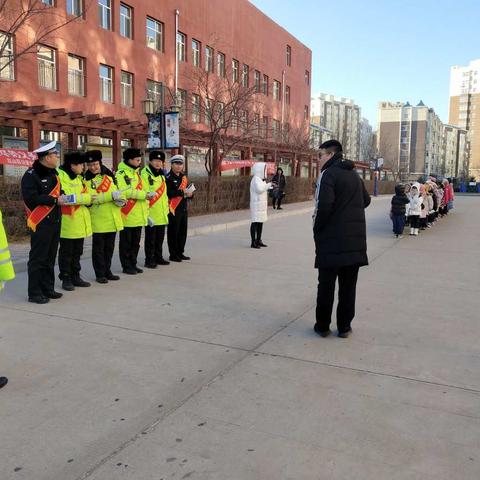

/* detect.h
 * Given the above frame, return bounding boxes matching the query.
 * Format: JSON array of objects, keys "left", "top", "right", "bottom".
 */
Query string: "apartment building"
[
  {"left": 442, "top": 124, "right": 469, "bottom": 179},
  {"left": 311, "top": 93, "right": 360, "bottom": 160},
  {"left": 449, "top": 59, "right": 480, "bottom": 179}
]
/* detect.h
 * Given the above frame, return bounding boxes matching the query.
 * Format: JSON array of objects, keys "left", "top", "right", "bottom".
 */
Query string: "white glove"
[
  {"left": 112, "top": 190, "right": 122, "bottom": 201},
  {"left": 146, "top": 191, "right": 156, "bottom": 200},
  {"left": 147, "top": 217, "right": 155, "bottom": 227}
]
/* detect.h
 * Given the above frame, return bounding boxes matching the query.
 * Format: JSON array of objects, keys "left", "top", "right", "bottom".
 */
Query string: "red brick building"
[{"left": 0, "top": 0, "right": 313, "bottom": 176}]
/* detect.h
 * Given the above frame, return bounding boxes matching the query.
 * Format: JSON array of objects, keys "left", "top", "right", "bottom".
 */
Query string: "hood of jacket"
[
  {"left": 410, "top": 182, "right": 420, "bottom": 196},
  {"left": 252, "top": 162, "right": 266, "bottom": 179},
  {"left": 395, "top": 184, "right": 405, "bottom": 195}
]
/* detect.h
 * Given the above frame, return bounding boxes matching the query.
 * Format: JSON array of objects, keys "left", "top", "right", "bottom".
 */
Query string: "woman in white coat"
[{"left": 250, "top": 162, "right": 274, "bottom": 248}]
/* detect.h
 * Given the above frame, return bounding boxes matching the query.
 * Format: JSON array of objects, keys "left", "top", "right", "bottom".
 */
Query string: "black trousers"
[
  {"left": 145, "top": 225, "right": 166, "bottom": 263},
  {"left": 58, "top": 237, "right": 84, "bottom": 280},
  {"left": 315, "top": 265, "right": 360, "bottom": 333},
  {"left": 250, "top": 222, "right": 263, "bottom": 244},
  {"left": 92, "top": 232, "right": 116, "bottom": 278},
  {"left": 27, "top": 222, "right": 60, "bottom": 298},
  {"left": 272, "top": 194, "right": 283, "bottom": 208},
  {"left": 409, "top": 215, "right": 420, "bottom": 229},
  {"left": 167, "top": 212, "right": 187, "bottom": 259},
  {"left": 119, "top": 226, "right": 142, "bottom": 270}
]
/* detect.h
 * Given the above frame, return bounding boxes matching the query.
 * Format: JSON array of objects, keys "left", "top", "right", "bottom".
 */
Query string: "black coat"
[
  {"left": 21, "top": 160, "right": 61, "bottom": 226},
  {"left": 391, "top": 185, "right": 409, "bottom": 215},
  {"left": 313, "top": 154, "right": 371, "bottom": 268},
  {"left": 166, "top": 171, "right": 188, "bottom": 214}
]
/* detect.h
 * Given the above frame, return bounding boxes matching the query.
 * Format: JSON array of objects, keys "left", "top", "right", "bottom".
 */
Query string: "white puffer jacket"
[
  {"left": 250, "top": 162, "right": 272, "bottom": 223},
  {"left": 408, "top": 182, "right": 422, "bottom": 216}
]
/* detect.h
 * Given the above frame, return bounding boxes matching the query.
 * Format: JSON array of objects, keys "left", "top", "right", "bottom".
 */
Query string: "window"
[
  {"left": 177, "top": 32, "right": 186, "bottom": 61},
  {"left": 120, "top": 4, "right": 132, "bottom": 39},
  {"left": 42, "top": 0, "right": 54, "bottom": 5},
  {"left": 262, "top": 116, "right": 269, "bottom": 138},
  {"left": 192, "top": 39, "right": 200, "bottom": 67},
  {"left": 286, "top": 45, "right": 291, "bottom": 66},
  {"left": 191, "top": 93, "right": 200, "bottom": 123},
  {"left": 0, "top": 33, "right": 14, "bottom": 80},
  {"left": 98, "top": 0, "right": 111, "bottom": 30},
  {"left": 178, "top": 89, "right": 187, "bottom": 117},
  {"left": 240, "top": 110, "right": 248, "bottom": 132},
  {"left": 99, "top": 64, "right": 113, "bottom": 103},
  {"left": 242, "top": 64, "right": 249, "bottom": 87},
  {"left": 272, "top": 119, "right": 281, "bottom": 139},
  {"left": 232, "top": 108, "right": 238, "bottom": 131},
  {"left": 285, "top": 85, "right": 290, "bottom": 105},
  {"left": 67, "top": 0, "right": 83, "bottom": 16},
  {"left": 68, "top": 54, "right": 85, "bottom": 96},
  {"left": 232, "top": 59, "right": 239, "bottom": 82},
  {"left": 121, "top": 71, "right": 133, "bottom": 107},
  {"left": 254, "top": 113, "right": 260, "bottom": 135},
  {"left": 146, "top": 79, "right": 162, "bottom": 103},
  {"left": 205, "top": 46, "right": 213, "bottom": 72},
  {"left": 273, "top": 80, "right": 281, "bottom": 100},
  {"left": 146, "top": 17, "right": 163, "bottom": 51},
  {"left": 254, "top": 70, "right": 261, "bottom": 93},
  {"left": 262, "top": 74, "right": 269, "bottom": 95},
  {"left": 217, "top": 52, "right": 225, "bottom": 77},
  {"left": 204, "top": 98, "right": 212, "bottom": 125},
  {"left": 305, "top": 70, "right": 310, "bottom": 85},
  {"left": 37, "top": 45, "right": 56, "bottom": 90},
  {"left": 216, "top": 101, "right": 225, "bottom": 126},
  {"left": 304, "top": 105, "right": 309, "bottom": 120}
]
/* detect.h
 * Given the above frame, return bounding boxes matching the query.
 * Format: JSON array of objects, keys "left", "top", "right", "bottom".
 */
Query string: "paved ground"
[{"left": 1, "top": 196, "right": 479, "bottom": 480}]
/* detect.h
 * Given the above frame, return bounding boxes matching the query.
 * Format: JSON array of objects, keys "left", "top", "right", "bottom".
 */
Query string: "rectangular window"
[
  {"left": 42, "top": 0, "right": 54, "bottom": 5},
  {"left": 262, "top": 116, "right": 269, "bottom": 138},
  {"left": 178, "top": 88, "right": 187, "bottom": 117},
  {"left": 273, "top": 80, "right": 281, "bottom": 100},
  {"left": 0, "top": 33, "right": 14, "bottom": 80},
  {"left": 217, "top": 52, "right": 225, "bottom": 77},
  {"left": 121, "top": 70, "right": 133, "bottom": 107},
  {"left": 262, "top": 74, "right": 269, "bottom": 95},
  {"left": 232, "top": 59, "right": 239, "bottom": 83},
  {"left": 254, "top": 70, "right": 261, "bottom": 93},
  {"left": 242, "top": 64, "right": 249, "bottom": 87},
  {"left": 191, "top": 93, "right": 200, "bottom": 123},
  {"left": 232, "top": 108, "right": 238, "bottom": 131},
  {"left": 146, "top": 79, "right": 162, "bottom": 104},
  {"left": 120, "top": 3, "right": 132, "bottom": 39},
  {"left": 67, "top": 0, "right": 83, "bottom": 16},
  {"left": 286, "top": 45, "right": 291, "bottom": 66},
  {"left": 204, "top": 98, "right": 212, "bottom": 125},
  {"left": 254, "top": 113, "right": 260, "bottom": 135},
  {"left": 37, "top": 45, "right": 56, "bottom": 90},
  {"left": 99, "top": 64, "right": 113, "bottom": 103},
  {"left": 285, "top": 85, "right": 290, "bottom": 105},
  {"left": 205, "top": 46, "right": 213, "bottom": 72},
  {"left": 68, "top": 54, "right": 85, "bottom": 96},
  {"left": 192, "top": 39, "right": 200, "bottom": 67},
  {"left": 146, "top": 17, "right": 163, "bottom": 51},
  {"left": 240, "top": 110, "right": 248, "bottom": 132},
  {"left": 177, "top": 32, "right": 186, "bottom": 62},
  {"left": 305, "top": 70, "right": 310, "bottom": 85},
  {"left": 98, "top": 0, "right": 111, "bottom": 30},
  {"left": 272, "top": 119, "right": 281, "bottom": 139}
]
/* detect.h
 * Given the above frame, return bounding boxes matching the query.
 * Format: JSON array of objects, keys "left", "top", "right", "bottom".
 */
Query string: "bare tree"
[
  {"left": 0, "top": 0, "right": 87, "bottom": 76},
  {"left": 181, "top": 64, "right": 266, "bottom": 176}
]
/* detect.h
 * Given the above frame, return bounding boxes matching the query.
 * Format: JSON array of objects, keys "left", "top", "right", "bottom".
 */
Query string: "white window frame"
[
  {"left": 0, "top": 33, "right": 15, "bottom": 81},
  {"left": 205, "top": 46, "right": 213, "bottom": 72},
  {"left": 192, "top": 39, "right": 200, "bottom": 67},
  {"left": 37, "top": 45, "right": 57, "bottom": 90},
  {"left": 121, "top": 70, "right": 133, "bottom": 107},
  {"left": 67, "top": 0, "right": 83, "bottom": 16},
  {"left": 254, "top": 70, "right": 261, "bottom": 93},
  {"left": 99, "top": 64, "right": 113, "bottom": 103},
  {"left": 241, "top": 64, "right": 249, "bottom": 87},
  {"left": 177, "top": 32, "right": 186, "bottom": 62},
  {"left": 273, "top": 80, "right": 281, "bottom": 100},
  {"left": 120, "top": 3, "right": 132, "bottom": 39},
  {"left": 232, "top": 59, "right": 239, "bottom": 83},
  {"left": 68, "top": 54, "right": 85, "bottom": 96},
  {"left": 262, "top": 74, "right": 269, "bottom": 95},
  {"left": 191, "top": 93, "right": 200, "bottom": 123},
  {"left": 98, "top": 0, "right": 111, "bottom": 30},
  {"left": 146, "top": 79, "right": 162, "bottom": 104},
  {"left": 217, "top": 52, "right": 225, "bottom": 77},
  {"left": 146, "top": 17, "right": 163, "bottom": 51}
]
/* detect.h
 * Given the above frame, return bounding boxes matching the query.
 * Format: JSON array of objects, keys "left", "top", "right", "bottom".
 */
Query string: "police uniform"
[
  {"left": 57, "top": 151, "right": 92, "bottom": 291},
  {"left": 166, "top": 155, "right": 191, "bottom": 262},
  {"left": 141, "top": 151, "right": 170, "bottom": 268},
  {"left": 20, "top": 141, "right": 63, "bottom": 304},
  {"left": 85, "top": 150, "right": 124, "bottom": 283}
]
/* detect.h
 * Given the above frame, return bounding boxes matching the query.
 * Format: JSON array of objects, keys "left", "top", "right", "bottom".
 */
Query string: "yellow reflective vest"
[
  {"left": 57, "top": 167, "right": 92, "bottom": 239},
  {"left": 141, "top": 165, "right": 169, "bottom": 226},
  {"left": 0, "top": 209, "right": 15, "bottom": 289}
]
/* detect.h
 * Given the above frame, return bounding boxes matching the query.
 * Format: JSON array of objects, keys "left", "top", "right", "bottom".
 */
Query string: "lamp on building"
[{"left": 141, "top": 99, "right": 156, "bottom": 115}]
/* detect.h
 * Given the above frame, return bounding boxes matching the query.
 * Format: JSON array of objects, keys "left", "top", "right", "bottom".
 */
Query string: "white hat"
[
  {"left": 33, "top": 140, "right": 57, "bottom": 156},
  {"left": 170, "top": 154, "right": 185, "bottom": 164}
]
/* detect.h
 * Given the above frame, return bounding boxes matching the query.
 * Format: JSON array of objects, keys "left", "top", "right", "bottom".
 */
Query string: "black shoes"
[
  {"left": 135, "top": 267, "right": 143, "bottom": 274},
  {"left": 169, "top": 256, "right": 182, "bottom": 262},
  {"left": 314, "top": 325, "right": 331, "bottom": 337},
  {"left": 106, "top": 273, "right": 120, "bottom": 281},
  {"left": 144, "top": 262, "right": 157, "bottom": 269},
  {"left": 62, "top": 279, "right": 75, "bottom": 291},
  {"left": 257, "top": 241, "right": 268, "bottom": 247},
  {"left": 96, "top": 277, "right": 108, "bottom": 284},
  {"left": 72, "top": 277, "right": 91, "bottom": 288},
  {"left": 0, "top": 377, "right": 8, "bottom": 389},
  {"left": 251, "top": 242, "right": 260, "bottom": 249},
  {"left": 180, "top": 254, "right": 190, "bottom": 260},
  {"left": 44, "top": 291, "right": 63, "bottom": 299},
  {"left": 338, "top": 328, "right": 352, "bottom": 339},
  {"left": 277, "top": 207, "right": 283, "bottom": 210},
  {"left": 122, "top": 268, "right": 137, "bottom": 275},
  {"left": 28, "top": 296, "right": 50, "bottom": 304},
  {"left": 156, "top": 258, "right": 170, "bottom": 265}
]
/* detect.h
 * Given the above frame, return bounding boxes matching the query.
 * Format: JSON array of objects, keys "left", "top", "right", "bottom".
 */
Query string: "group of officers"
[{"left": 20, "top": 141, "right": 193, "bottom": 304}]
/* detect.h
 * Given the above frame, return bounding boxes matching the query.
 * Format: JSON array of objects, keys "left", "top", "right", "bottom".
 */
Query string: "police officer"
[
  {"left": 0, "top": 207, "right": 15, "bottom": 388},
  {"left": 141, "top": 151, "right": 170, "bottom": 268},
  {"left": 166, "top": 155, "right": 193, "bottom": 262},
  {"left": 57, "top": 151, "right": 92, "bottom": 291},
  {"left": 116, "top": 148, "right": 153, "bottom": 274},
  {"left": 21, "top": 141, "right": 64, "bottom": 304},
  {"left": 85, "top": 150, "right": 124, "bottom": 283}
]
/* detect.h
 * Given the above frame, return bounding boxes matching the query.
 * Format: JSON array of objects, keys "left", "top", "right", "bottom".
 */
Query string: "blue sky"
[{"left": 250, "top": 0, "right": 480, "bottom": 128}]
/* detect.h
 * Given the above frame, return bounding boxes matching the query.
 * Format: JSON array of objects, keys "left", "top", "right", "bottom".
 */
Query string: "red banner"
[
  {"left": 220, "top": 160, "right": 276, "bottom": 174},
  {"left": 0, "top": 148, "right": 37, "bottom": 167}
]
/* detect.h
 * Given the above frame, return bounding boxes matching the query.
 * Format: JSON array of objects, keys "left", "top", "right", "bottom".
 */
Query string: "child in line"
[
  {"left": 408, "top": 182, "right": 422, "bottom": 236},
  {"left": 390, "top": 184, "right": 409, "bottom": 238}
]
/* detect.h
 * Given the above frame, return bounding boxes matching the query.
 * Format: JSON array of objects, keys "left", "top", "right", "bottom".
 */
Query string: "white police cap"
[
  {"left": 33, "top": 140, "right": 57, "bottom": 156},
  {"left": 170, "top": 154, "right": 185, "bottom": 164}
]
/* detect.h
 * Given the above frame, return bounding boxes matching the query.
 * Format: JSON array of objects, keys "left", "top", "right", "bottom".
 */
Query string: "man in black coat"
[{"left": 313, "top": 140, "right": 371, "bottom": 338}]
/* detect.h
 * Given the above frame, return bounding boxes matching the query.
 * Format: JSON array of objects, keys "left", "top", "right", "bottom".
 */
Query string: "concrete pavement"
[{"left": 0, "top": 196, "right": 479, "bottom": 479}]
